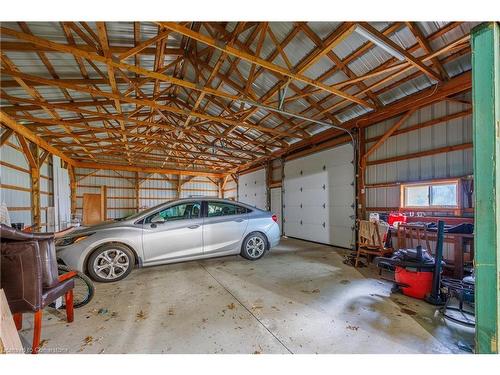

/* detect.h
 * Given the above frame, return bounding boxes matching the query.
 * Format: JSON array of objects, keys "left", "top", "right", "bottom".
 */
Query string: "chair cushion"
[
  {"left": 1, "top": 241, "right": 43, "bottom": 313},
  {"left": 41, "top": 279, "right": 75, "bottom": 308},
  {"left": 38, "top": 239, "right": 59, "bottom": 288}
]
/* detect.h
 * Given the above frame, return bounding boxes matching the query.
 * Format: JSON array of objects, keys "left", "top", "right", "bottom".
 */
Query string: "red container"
[
  {"left": 394, "top": 266, "right": 433, "bottom": 299},
  {"left": 388, "top": 212, "right": 407, "bottom": 226}
]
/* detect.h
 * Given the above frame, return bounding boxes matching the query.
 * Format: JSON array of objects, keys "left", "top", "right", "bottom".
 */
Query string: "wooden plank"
[{"left": 0, "top": 289, "right": 23, "bottom": 354}]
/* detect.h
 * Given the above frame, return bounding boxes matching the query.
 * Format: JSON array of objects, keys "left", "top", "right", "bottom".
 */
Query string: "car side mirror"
[{"left": 151, "top": 216, "right": 166, "bottom": 224}]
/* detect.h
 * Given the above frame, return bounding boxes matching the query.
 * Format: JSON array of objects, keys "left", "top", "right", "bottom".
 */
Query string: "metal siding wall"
[
  {"left": 180, "top": 177, "right": 218, "bottom": 198},
  {"left": 76, "top": 168, "right": 136, "bottom": 220},
  {"left": 139, "top": 173, "right": 176, "bottom": 208},
  {"left": 365, "top": 99, "right": 473, "bottom": 210},
  {"left": 0, "top": 139, "right": 32, "bottom": 227}
]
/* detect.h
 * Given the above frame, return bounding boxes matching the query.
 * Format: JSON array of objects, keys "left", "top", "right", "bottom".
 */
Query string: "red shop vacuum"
[{"left": 375, "top": 221, "right": 446, "bottom": 302}]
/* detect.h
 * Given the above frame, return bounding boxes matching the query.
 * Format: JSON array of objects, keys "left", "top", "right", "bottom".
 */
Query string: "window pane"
[
  {"left": 431, "top": 184, "right": 457, "bottom": 206},
  {"left": 207, "top": 202, "right": 245, "bottom": 217},
  {"left": 148, "top": 202, "right": 200, "bottom": 222},
  {"left": 405, "top": 186, "right": 429, "bottom": 207}
]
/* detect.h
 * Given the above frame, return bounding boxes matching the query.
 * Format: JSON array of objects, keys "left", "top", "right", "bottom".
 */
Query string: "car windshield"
[{"left": 117, "top": 202, "right": 170, "bottom": 221}]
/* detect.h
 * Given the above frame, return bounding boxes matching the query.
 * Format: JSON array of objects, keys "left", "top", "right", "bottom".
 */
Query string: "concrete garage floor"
[{"left": 18, "top": 238, "right": 474, "bottom": 354}]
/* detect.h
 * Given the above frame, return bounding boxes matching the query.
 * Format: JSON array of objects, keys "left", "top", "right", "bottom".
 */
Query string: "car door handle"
[
  {"left": 187, "top": 225, "right": 200, "bottom": 229},
  {"left": 234, "top": 219, "right": 244, "bottom": 222}
]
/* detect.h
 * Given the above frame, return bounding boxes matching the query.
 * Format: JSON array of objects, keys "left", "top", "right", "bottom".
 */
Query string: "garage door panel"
[
  {"left": 284, "top": 189, "right": 327, "bottom": 206},
  {"left": 238, "top": 168, "right": 267, "bottom": 210},
  {"left": 326, "top": 204, "right": 354, "bottom": 227},
  {"left": 295, "top": 206, "right": 328, "bottom": 226},
  {"left": 285, "top": 205, "right": 327, "bottom": 224},
  {"left": 327, "top": 185, "right": 355, "bottom": 207},
  {"left": 284, "top": 144, "right": 354, "bottom": 248},
  {"left": 325, "top": 165, "right": 354, "bottom": 186},
  {"left": 324, "top": 143, "right": 354, "bottom": 165},
  {"left": 330, "top": 225, "right": 353, "bottom": 248}
]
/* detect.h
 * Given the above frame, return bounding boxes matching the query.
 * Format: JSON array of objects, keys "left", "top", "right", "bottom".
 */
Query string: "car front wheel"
[
  {"left": 240, "top": 232, "right": 267, "bottom": 260},
  {"left": 87, "top": 243, "right": 134, "bottom": 282}
]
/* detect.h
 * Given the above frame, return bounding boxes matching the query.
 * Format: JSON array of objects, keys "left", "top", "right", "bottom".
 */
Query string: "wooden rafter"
[{"left": 0, "top": 22, "right": 474, "bottom": 176}]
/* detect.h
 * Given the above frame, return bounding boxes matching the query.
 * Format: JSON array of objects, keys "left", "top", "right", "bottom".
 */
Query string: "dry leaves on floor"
[
  {"left": 168, "top": 307, "right": 175, "bottom": 316},
  {"left": 301, "top": 288, "right": 320, "bottom": 294},
  {"left": 136, "top": 310, "right": 147, "bottom": 321},
  {"left": 227, "top": 303, "right": 236, "bottom": 310}
]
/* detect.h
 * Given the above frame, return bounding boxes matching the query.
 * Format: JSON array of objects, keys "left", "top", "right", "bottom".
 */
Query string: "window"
[
  {"left": 402, "top": 180, "right": 459, "bottom": 208},
  {"left": 146, "top": 202, "right": 201, "bottom": 223},
  {"left": 207, "top": 202, "right": 247, "bottom": 217}
]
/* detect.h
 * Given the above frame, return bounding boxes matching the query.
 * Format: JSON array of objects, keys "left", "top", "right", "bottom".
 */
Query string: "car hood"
[{"left": 70, "top": 220, "right": 125, "bottom": 235}]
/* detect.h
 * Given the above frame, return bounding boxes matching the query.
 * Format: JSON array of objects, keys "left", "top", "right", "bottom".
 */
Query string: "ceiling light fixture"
[{"left": 354, "top": 25, "right": 406, "bottom": 61}]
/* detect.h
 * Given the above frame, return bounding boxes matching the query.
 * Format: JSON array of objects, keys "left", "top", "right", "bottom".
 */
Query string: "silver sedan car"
[{"left": 56, "top": 198, "right": 280, "bottom": 282}]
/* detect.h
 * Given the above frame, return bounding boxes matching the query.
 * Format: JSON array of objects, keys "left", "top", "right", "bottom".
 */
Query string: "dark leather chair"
[{"left": 0, "top": 224, "right": 75, "bottom": 354}]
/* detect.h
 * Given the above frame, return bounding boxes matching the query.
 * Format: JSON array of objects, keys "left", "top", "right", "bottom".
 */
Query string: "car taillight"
[{"left": 272, "top": 214, "right": 278, "bottom": 222}]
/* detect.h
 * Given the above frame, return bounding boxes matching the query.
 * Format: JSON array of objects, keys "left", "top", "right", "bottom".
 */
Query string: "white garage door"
[
  {"left": 270, "top": 187, "right": 282, "bottom": 234},
  {"left": 238, "top": 168, "right": 267, "bottom": 210},
  {"left": 283, "top": 143, "right": 355, "bottom": 248}
]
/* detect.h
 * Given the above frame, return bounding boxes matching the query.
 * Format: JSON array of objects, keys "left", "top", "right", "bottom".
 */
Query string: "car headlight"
[{"left": 56, "top": 233, "right": 95, "bottom": 247}]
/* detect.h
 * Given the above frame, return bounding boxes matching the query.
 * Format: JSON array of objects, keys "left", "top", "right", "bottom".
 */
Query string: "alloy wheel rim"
[
  {"left": 93, "top": 249, "right": 129, "bottom": 280},
  {"left": 246, "top": 236, "right": 265, "bottom": 258}
]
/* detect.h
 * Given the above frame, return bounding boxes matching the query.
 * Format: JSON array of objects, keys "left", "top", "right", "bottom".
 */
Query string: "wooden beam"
[
  {"left": 0, "top": 41, "right": 183, "bottom": 56},
  {"left": 363, "top": 110, "right": 415, "bottom": 161},
  {"left": 118, "top": 30, "right": 171, "bottom": 61},
  {"left": 74, "top": 161, "right": 224, "bottom": 178},
  {"left": 159, "top": 22, "right": 375, "bottom": 109},
  {"left": 405, "top": 22, "right": 449, "bottom": 81},
  {"left": 16, "top": 134, "right": 37, "bottom": 169},
  {"left": 68, "top": 165, "right": 77, "bottom": 216},
  {"left": 365, "top": 109, "right": 472, "bottom": 143},
  {"left": 366, "top": 143, "right": 473, "bottom": 166},
  {"left": 0, "top": 128, "right": 14, "bottom": 146},
  {"left": 358, "top": 23, "right": 442, "bottom": 82},
  {"left": 237, "top": 71, "right": 471, "bottom": 172},
  {"left": 0, "top": 111, "right": 74, "bottom": 165},
  {"left": 1, "top": 68, "right": 301, "bottom": 140}
]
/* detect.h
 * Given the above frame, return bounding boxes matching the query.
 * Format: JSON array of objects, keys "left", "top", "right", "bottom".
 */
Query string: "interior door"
[
  {"left": 270, "top": 187, "right": 283, "bottom": 235},
  {"left": 203, "top": 201, "right": 249, "bottom": 254},
  {"left": 142, "top": 201, "right": 203, "bottom": 263},
  {"left": 82, "top": 193, "right": 104, "bottom": 225}
]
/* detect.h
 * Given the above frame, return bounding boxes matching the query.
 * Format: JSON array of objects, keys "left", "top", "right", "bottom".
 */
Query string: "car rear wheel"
[
  {"left": 87, "top": 243, "right": 134, "bottom": 282},
  {"left": 241, "top": 232, "right": 267, "bottom": 260}
]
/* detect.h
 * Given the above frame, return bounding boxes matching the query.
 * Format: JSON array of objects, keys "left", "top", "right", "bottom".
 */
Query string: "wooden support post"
[
  {"left": 30, "top": 154, "right": 41, "bottom": 230},
  {"left": 135, "top": 172, "right": 140, "bottom": 212},
  {"left": 17, "top": 134, "right": 41, "bottom": 230},
  {"left": 218, "top": 179, "right": 223, "bottom": 198},
  {"left": 472, "top": 22, "right": 500, "bottom": 354},
  {"left": 68, "top": 165, "right": 76, "bottom": 216},
  {"left": 357, "top": 127, "right": 366, "bottom": 220},
  {"left": 176, "top": 175, "right": 182, "bottom": 199},
  {"left": 101, "top": 185, "right": 107, "bottom": 221},
  {"left": 265, "top": 161, "right": 272, "bottom": 210}
]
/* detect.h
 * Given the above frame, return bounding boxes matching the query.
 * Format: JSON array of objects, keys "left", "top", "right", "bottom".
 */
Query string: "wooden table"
[{"left": 391, "top": 228, "right": 474, "bottom": 279}]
